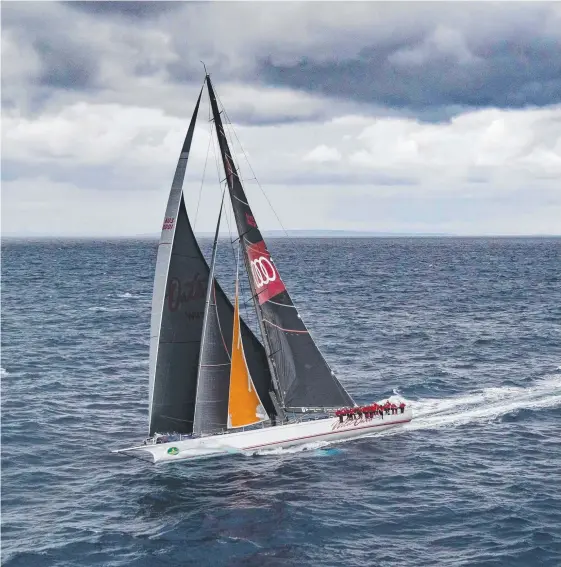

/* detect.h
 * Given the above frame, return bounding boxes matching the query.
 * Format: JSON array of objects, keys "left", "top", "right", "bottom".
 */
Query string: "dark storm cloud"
[
  {"left": 3, "top": 2, "right": 560, "bottom": 125},
  {"left": 64, "top": 1, "right": 182, "bottom": 20},
  {"left": 258, "top": 36, "right": 561, "bottom": 116},
  {"left": 33, "top": 37, "right": 99, "bottom": 90}
]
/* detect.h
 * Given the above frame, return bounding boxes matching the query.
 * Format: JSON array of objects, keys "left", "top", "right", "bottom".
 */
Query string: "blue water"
[{"left": 2, "top": 237, "right": 560, "bottom": 567}]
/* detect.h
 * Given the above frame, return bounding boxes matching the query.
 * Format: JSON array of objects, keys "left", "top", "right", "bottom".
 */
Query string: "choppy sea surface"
[{"left": 2, "top": 237, "right": 560, "bottom": 567}]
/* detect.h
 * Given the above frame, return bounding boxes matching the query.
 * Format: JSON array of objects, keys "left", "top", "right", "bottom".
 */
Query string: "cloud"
[
  {"left": 3, "top": 2, "right": 561, "bottom": 122},
  {"left": 303, "top": 145, "right": 342, "bottom": 163},
  {"left": 64, "top": 1, "right": 182, "bottom": 20},
  {"left": 2, "top": 1, "right": 560, "bottom": 237}
]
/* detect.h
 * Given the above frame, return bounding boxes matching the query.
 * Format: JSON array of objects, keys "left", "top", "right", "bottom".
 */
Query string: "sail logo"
[
  {"left": 162, "top": 217, "right": 175, "bottom": 231},
  {"left": 245, "top": 213, "right": 257, "bottom": 227},
  {"left": 246, "top": 241, "right": 286, "bottom": 304},
  {"left": 251, "top": 257, "right": 277, "bottom": 288},
  {"left": 167, "top": 447, "right": 179, "bottom": 455},
  {"left": 167, "top": 274, "right": 206, "bottom": 311}
]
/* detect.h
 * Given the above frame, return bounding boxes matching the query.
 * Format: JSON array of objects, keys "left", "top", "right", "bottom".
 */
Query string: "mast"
[
  {"left": 205, "top": 77, "right": 286, "bottom": 414},
  {"left": 206, "top": 75, "right": 354, "bottom": 413},
  {"left": 192, "top": 192, "right": 231, "bottom": 436}
]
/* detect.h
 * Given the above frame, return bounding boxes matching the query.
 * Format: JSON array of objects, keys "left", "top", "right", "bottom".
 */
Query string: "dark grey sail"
[
  {"left": 148, "top": 85, "right": 274, "bottom": 436},
  {"left": 206, "top": 76, "right": 354, "bottom": 411},
  {"left": 192, "top": 195, "right": 231, "bottom": 435}
]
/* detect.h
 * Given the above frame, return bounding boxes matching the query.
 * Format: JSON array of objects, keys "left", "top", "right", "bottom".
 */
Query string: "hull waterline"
[{"left": 113, "top": 408, "right": 412, "bottom": 463}]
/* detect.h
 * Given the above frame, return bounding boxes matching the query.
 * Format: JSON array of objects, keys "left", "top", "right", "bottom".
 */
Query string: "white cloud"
[
  {"left": 303, "top": 145, "right": 342, "bottom": 163},
  {"left": 349, "top": 106, "right": 561, "bottom": 181},
  {"left": 3, "top": 98, "right": 560, "bottom": 237}
]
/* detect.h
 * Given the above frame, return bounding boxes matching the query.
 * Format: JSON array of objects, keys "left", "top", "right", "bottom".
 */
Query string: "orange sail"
[{"left": 228, "top": 283, "right": 268, "bottom": 429}]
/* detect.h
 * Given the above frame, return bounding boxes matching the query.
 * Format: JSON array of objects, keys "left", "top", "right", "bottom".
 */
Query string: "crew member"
[
  {"left": 390, "top": 403, "right": 397, "bottom": 415},
  {"left": 384, "top": 401, "right": 391, "bottom": 415},
  {"left": 399, "top": 402, "right": 406, "bottom": 414},
  {"left": 336, "top": 409, "right": 344, "bottom": 423}
]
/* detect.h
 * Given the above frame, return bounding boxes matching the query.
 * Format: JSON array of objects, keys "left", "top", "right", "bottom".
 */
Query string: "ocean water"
[{"left": 2, "top": 237, "right": 560, "bottom": 567}]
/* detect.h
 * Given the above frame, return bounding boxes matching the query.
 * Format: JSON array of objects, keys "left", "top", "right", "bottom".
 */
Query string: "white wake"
[
  {"left": 252, "top": 373, "right": 561, "bottom": 455},
  {"left": 383, "top": 373, "right": 561, "bottom": 435}
]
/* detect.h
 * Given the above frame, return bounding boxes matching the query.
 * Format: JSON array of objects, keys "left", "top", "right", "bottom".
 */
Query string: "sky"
[{"left": 1, "top": 1, "right": 560, "bottom": 237}]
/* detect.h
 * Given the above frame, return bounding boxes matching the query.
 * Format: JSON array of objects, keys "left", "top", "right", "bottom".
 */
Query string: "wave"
[{"left": 1, "top": 367, "right": 8, "bottom": 376}]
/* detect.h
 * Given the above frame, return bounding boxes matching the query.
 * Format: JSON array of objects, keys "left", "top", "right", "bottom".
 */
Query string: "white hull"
[{"left": 113, "top": 408, "right": 412, "bottom": 463}]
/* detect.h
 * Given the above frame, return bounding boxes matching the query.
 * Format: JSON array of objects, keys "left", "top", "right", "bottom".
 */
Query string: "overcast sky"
[{"left": 2, "top": 1, "right": 560, "bottom": 237}]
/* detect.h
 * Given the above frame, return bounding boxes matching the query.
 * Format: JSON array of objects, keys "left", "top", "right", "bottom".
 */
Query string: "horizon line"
[{"left": 2, "top": 231, "right": 560, "bottom": 240}]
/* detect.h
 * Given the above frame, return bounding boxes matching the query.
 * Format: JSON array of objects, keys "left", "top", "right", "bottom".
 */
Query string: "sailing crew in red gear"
[
  {"left": 384, "top": 401, "right": 391, "bottom": 415},
  {"left": 336, "top": 409, "right": 344, "bottom": 423},
  {"left": 390, "top": 403, "right": 397, "bottom": 415},
  {"left": 399, "top": 402, "right": 406, "bottom": 414}
]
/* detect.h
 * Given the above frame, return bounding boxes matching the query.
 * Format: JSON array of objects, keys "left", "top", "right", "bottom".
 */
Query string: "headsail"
[
  {"left": 192, "top": 195, "right": 232, "bottom": 436},
  {"left": 206, "top": 76, "right": 355, "bottom": 411},
  {"left": 228, "top": 267, "right": 269, "bottom": 429},
  {"left": 148, "top": 83, "right": 275, "bottom": 436}
]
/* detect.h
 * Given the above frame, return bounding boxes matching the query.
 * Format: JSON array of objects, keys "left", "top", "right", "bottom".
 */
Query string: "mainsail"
[
  {"left": 148, "top": 82, "right": 274, "bottom": 436},
  {"left": 206, "top": 77, "right": 354, "bottom": 411}
]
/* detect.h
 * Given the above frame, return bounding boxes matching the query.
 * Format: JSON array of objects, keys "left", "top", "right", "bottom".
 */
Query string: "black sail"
[
  {"left": 206, "top": 77, "right": 354, "bottom": 411},
  {"left": 148, "top": 84, "right": 274, "bottom": 436}
]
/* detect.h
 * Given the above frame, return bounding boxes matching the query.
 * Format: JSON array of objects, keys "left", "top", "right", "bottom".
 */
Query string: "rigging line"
[
  {"left": 233, "top": 194, "right": 249, "bottom": 206},
  {"left": 193, "top": 121, "right": 214, "bottom": 233},
  {"left": 215, "top": 91, "right": 299, "bottom": 252},
  {"left": 267, "top": 299, "right": 297, "bottom": 309},
  {"left": 211, "top": 92, "right": 261, "bottom": 341},
  {"left": 236, "top": 240, "right": 254, "bottom": 330},
  {"left": 210, "top": 108, "right": 238, "bottom": 267},
  {"left": 213, "top": 280, "right": 232, "bottom": 361},
  {"left": 216, "top": 100, "right": 249, "bottom": 190},
  {"left": 263, "top": 319, "right": 309, "bottom": 334}
]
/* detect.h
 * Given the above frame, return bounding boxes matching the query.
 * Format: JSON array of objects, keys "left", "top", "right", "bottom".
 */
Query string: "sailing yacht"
[{"left": 112, "top": 75, "right": 412, "bottom": 463}]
